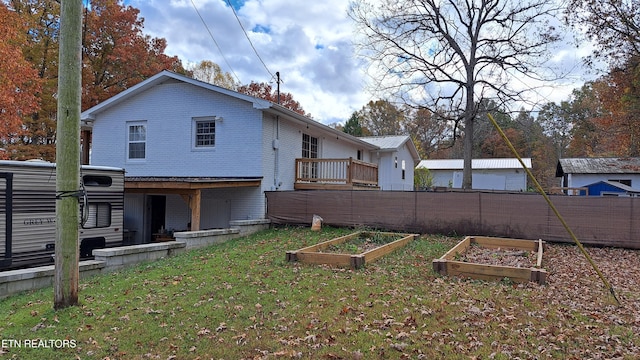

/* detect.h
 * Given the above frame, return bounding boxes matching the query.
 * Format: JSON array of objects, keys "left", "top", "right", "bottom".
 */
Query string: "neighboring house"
[
  {"left": 416, "top": 158, "right": 531, "bottom": 191},
  {"left": 359, "top": 135, "right": 421, "bottom": 191},
  {"left": 556, "top": 157, "right": 640, "bottom": 195},
  {"left": 82, "top": 70, "right": 418, "bottom": 243}
]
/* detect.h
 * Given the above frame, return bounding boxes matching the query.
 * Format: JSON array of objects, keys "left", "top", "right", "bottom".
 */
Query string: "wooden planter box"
[
  {"left": 286, "top": 231, "right": 419, "bottom": 269},
  {"left": 432, "top": 236, "right": 547, "bottom": 284}
]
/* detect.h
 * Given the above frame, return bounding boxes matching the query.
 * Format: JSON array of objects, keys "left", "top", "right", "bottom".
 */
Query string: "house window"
[
  {"left": 302, "top": 133, "right": 318, "bottom": 159},
  {"left": 357, "top": 150, "right": 362, "bottom": 160},
  {"left": 395, "top": 156, "right": 398, "bottom": 168},
  {"left": 193, "top": 117, "right": 217, "bottom": 148},
  {"left": 127, "top": 122, "right": 146, "bottom": 159},
  {"left": 402, "top": 160, "right": 406, "bottom": 180}
]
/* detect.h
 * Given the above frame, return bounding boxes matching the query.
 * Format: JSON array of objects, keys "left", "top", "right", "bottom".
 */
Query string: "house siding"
[
  {"left": 431, "top": 169, "right": 526, "bottom": 191},
  {"left": 372, "top": 145, "right": 415, "bottom": 190},
  {"left": 91, "top": 82, "right": 263, "bottom": 177},
  {"left": 265, "top": 116, "right": 372, "bottom": 191}
]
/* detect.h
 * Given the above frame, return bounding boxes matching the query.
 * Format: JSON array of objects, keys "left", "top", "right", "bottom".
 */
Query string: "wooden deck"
[{"left": 294, "top": 158, "right": 379, "bottom": 190}]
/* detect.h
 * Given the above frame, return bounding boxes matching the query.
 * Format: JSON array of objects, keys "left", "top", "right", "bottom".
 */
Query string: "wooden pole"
[{"left": 54, "top": 0, "right": 83, "bottom": 310}]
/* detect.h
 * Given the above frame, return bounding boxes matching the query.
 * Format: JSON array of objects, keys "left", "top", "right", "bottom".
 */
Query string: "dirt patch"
[
  {"left": 320, "top": 232, "right": 403, "bottom": 254},
  {"left": 460, "top": 244, "right": 538, "bottom": 268}
]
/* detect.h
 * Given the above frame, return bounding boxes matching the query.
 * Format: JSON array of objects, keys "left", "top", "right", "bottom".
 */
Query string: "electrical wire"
[
  {"left": 224, "top": 0, "right": 275, "bottom": 80},
  {"left": 190, "top": 0, "right": 242, "bottom": 84}
]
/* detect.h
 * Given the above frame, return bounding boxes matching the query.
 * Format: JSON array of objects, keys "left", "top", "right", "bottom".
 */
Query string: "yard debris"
[{"left": 460, "top": 246, "right": 537, "bottom": 268}]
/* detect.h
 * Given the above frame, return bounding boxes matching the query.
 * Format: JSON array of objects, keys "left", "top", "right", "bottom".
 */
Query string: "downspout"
[{"left": 273, "top": 116, "right": 280, "bottom": 190}]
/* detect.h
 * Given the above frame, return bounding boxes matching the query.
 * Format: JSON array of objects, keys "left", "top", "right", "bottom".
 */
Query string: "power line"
[
  {"left": 189, "top": 0, "right": 242, "bottom": 84},
  {"left": 224, "top": 0, "right": 275, "bottom": 80}
]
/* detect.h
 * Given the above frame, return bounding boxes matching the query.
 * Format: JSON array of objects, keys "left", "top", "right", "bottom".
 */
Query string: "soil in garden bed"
[
  {"left": 459, "top": 244, "right": 538, "bottom": 268},
  {"left": 321, "top": 232, "right": 403, "bottom": 254}
]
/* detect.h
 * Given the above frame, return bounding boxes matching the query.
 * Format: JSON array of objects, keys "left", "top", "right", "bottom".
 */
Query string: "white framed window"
[
  {"left": 127, "top": 122, "right": 146, "bottom": 160},
  {"left": 302, "top": 133, "right": 318, "bottom": 159},
  {"left": 192, "top": 116, "right": 218, "bottom": 150},
  {"left": 301, "top": 133, "right": 319, "bottom": 179}
]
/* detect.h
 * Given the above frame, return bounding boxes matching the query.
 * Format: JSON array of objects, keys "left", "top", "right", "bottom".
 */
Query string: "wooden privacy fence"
[{"left": 266, "top": 190, "right": 640, "bottom": 249}]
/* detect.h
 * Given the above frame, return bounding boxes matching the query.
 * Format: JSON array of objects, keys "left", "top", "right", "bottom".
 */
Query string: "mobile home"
[{"left": 0, "top": 160, "right": 124, "bottom": 269}]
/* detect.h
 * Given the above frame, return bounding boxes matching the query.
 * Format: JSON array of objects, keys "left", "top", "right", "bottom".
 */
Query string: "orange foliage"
[
  {"left": 569, "top": 61, "right": 640, "bottom": 157},
  {"left": 480, "top": 128, "right": 525, "bottom": 158},
  {"left": 237, "top": 82, "right": 310, "bottom": 117},
  {"left": 81, "top": 0, "right": 184, "bottom": 110},
  {"left": 0, "top": 4, "right": 41, "bottom": 144},
  {"left": 3, "top": 0, "right": 184, "bottom": 160}
]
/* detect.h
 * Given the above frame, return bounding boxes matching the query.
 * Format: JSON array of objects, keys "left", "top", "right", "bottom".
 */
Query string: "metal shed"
[{"left": 416, "top": 158, "right": 531, "bottom": 191}]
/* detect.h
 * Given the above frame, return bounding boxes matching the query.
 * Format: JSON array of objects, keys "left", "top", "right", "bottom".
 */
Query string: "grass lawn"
[{"left": 0, "top": 226, "right": 638, "bottom": 359}]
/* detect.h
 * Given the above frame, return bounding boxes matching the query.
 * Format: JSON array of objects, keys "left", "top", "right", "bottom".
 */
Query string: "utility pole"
[
  {"left": 276, "top": 71, "right": 280, "bottom": 104},
  {"left": 54, "top": 0, "right": 83, "bottom": 310}
]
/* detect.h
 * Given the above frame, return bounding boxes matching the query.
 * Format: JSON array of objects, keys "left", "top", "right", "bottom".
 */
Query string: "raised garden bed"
[
  {"left": 432, "top": 236, "right": 547, "bottom": 284},
  {"left": 286, "top": 231, "right": 419, "bottom": 269}
]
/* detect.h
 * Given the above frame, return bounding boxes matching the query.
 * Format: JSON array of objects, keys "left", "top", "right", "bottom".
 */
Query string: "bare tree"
[
  {"left": 350, "top": 0, "right": 562, "bottom": 188},
  {"left": 565, "top": 0, "right": 640, "bottom": 68}
]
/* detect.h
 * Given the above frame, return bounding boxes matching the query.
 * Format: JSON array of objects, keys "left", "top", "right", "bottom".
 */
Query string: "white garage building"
[{"left": 417, "top": 158, "right": 531, "bottom": 191}]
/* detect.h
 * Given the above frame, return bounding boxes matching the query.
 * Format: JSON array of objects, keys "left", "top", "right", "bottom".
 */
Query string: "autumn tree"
[
  {"left": 537, "top": 101, "right": 575, "bottom": 159},
  {"left": 81, "top": 0, "right": 184, "bottom": 110},
  {"left": 5, "top": 0, "right": 59, "bottom": 160},
  {"left": 5, "top": 0, "right": 184, "bottom": 160},
  {"left": 578, "top": 69, "right": 640, "bottom": 156},
  {"left": 342, "top": 111, "right": 366, "bottom": 136},
  {"left": 472, "top": 100, "right": 513, "bottom": 157},
  {"left": 350, "top": 0, "right": 562, "bottom": 189},
  {"left": 404, "top": 107, "right": 449, "bottom": 158},
  {"left": 0, "top": 4, "right": 41, "bottom": 150},
  {"left": 564, "top": 0, "right": 640, "bottom": 157},
  {"left": 190, "top": 60, "right": 237, "bottom": 90},
  {"left": 237, "top": 82, "right": 310, "bottom": 117},
  {"left": 356, "top": 100, "right": 404, "bottom": 136}
]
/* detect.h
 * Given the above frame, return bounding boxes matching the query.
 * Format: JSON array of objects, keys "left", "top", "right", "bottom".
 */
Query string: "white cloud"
[
  {"left": 128, "top": 0, "right": 597, "bottom": 123},
  {"left": 129, "top": 0, "right": 370, "bottom": 124}
]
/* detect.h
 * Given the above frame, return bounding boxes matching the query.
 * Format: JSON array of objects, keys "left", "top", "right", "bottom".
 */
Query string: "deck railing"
[{"left": 295, "top": 158, "right": 378, "bottom": 187}]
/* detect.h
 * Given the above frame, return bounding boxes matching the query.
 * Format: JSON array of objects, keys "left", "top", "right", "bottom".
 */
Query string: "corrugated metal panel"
[
  {"left": 360, "top": 135, "right": 409, "bottom": 150},
  {"left": 417, "top": 158, "right": 532, "bottom": 170},
  {"left": 558, "top": 158, "right": 640, "bottom": 174}
]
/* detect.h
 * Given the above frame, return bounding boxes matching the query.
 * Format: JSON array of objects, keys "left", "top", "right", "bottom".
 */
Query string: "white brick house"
[{"left": 82, "top": 71, "right": 417, "bottom": 243}]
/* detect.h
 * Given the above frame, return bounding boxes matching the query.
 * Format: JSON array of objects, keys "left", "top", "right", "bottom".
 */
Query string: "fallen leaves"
[
  {"left": 6, "top": 228, "right": 639, "bottom": 360},
  {"left": 460, "top": 245, "right": 538, "bottom": 268}
]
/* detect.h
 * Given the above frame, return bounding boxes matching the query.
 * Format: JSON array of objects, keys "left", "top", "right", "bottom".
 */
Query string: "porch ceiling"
[
  {"left": 123, "top": 176, "right": 262, "bottom": 232},
  {"left": 124, "top": 176, "right": 262, "bottom": 193}
]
